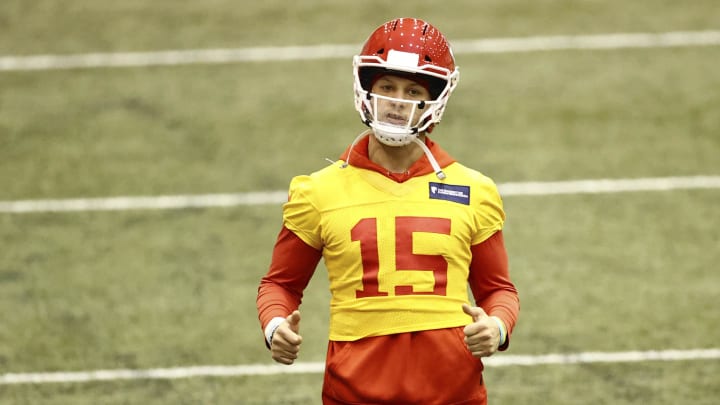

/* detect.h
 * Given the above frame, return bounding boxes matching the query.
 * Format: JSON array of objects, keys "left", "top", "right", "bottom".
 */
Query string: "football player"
[{"left": 257, "top": 17, "right": 519, "bottom": 404}]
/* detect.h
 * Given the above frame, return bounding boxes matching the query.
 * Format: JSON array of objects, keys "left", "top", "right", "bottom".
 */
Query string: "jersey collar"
[{"left": 339, "top": 134, "right": 455, "bottom": 183}]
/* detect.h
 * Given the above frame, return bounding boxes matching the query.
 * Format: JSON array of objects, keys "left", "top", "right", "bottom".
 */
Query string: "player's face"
[{"left": 371, "top": 75, "right": 431, "bottom": 128}]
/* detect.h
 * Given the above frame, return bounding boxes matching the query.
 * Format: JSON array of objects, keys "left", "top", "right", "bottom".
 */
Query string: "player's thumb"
[
  {"left": 286, "top": 310, "right": 301, "bottom": 334},
  {"left": 462, "top": 303, "right": 487, "bottom": 322}
]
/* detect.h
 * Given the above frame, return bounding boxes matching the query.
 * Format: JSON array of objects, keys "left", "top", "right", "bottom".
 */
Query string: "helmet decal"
[{"left": 386, "top": 50, "right": 420, "bottom": 68}]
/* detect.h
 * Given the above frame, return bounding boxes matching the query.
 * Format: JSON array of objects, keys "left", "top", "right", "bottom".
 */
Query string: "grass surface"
[
  {"left": 1, "top": 1, "right": 719, "bottom": 404},
  {"left": 2, "top": 0, "right": 719, "bottom": 53}
]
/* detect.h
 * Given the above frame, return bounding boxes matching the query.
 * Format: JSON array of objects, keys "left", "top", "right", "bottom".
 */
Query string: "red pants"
[{"left": 321, "top": 327, "right": 487, "bottom": 404}]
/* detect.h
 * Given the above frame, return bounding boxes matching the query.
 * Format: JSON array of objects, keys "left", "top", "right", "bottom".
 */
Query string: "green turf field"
[{"left": 1, "top": 1, "right": 719, "bottom": 404}]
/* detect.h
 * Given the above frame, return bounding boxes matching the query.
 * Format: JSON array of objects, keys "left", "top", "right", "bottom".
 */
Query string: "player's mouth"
[{"left": 383, "top": 113, "right": 409, "bottom": 126}]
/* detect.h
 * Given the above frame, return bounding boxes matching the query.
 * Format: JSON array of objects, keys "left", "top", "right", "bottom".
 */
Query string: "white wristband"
[
  {"left": 264, "top": 317, "right": 286, "bottom": 346},
  {"left": 490, "top": 316, "right": 507, "bottom": 347}
]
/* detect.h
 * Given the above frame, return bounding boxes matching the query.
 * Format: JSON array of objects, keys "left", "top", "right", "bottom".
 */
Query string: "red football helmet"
[{"left": 353, "top": 18, "right": 460, "bottom": 146}]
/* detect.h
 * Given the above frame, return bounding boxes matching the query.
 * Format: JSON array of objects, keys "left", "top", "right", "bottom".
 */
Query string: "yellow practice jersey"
[{"left": 283, "top": 161, "right": 505, "bottom": 341}]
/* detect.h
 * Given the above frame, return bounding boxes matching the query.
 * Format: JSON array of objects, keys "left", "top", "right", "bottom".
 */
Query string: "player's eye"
[{"left": 407, "top": 87, "right": 428, "bottom": 99}]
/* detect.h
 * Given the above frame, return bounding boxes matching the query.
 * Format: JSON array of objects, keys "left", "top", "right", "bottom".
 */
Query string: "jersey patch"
[{"left": 428, "top": 182, "right": 470, "bottom": 205}]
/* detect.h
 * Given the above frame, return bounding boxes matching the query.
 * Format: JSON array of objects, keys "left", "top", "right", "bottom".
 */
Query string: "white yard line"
[
  {"left": 2, "top": 348, "right": 718, "bottom": 385},
  {"left": 0, "top": 191, "right": 290, "bottom": 214},
  {"left": 1, "top": 176, "right": 718, "bottom": 214},
  {"left": 1, "top": 31, "right": 719, "bottom": 71},
  {"left": 496, "top": 175, "right": 720, "bottom": 196}
]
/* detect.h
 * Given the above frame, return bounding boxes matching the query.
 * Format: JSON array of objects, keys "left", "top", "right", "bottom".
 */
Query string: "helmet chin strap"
[
  {"left": 341, "top": 130, "right": 373, "bottom": 169},
  {"left": 371, "top": 115, "right": 446, "bottom": 180},
  {"left": 370, "top": 123, "right": 418, "bottom": 147},
  {"left": 411, "top": 137, "right": 446, "bottom": 180}
]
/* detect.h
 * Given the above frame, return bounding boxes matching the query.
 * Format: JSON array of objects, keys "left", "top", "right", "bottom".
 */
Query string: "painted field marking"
[
  {"left": 1, "top": 176, "right": 718, "bottom": 214},
  {"left": 0, "top": 191, "right": 290, "bottom": 214},
  {"left": 2, "top": 349, "right": 718, "bottom": 385},
  {"left": 1, "top": 31, "right": 719, "bottom": 71}
]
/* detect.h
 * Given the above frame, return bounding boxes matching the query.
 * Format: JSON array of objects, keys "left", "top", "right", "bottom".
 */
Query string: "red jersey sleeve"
[
  {"left": 256, "top": 225, "right": 322, "bottom": 330},
  {"left": 468, "top": 230, "right": 520, "bottom": 351}
]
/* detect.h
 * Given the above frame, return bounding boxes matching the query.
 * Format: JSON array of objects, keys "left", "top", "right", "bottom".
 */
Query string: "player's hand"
[
  {"left": 462, "top": 304, "right": 500, "bottom": 358},
  {"left": 270, "top": 310, "right": 303, "bottom": 365}
]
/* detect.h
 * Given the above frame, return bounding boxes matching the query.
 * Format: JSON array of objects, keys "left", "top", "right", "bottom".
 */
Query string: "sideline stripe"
[
  {"left": 1, "top": 176, "right": 718, "bottom": 214},
  {"left": 2, "top": 349, "right": 718, "bottom": 385},
  {"left": 1, "top": 31, "right": 719, "bottom": 71}
]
